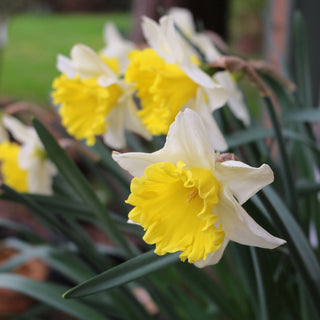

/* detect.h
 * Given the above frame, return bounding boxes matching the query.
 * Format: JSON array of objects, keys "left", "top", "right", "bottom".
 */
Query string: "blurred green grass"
[{"left": 0, "top": 13, "right": 131, "bottom": 104}]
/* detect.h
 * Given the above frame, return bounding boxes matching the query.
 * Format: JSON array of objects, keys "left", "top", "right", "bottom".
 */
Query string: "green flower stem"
[{"left": 263, "top": 96, "right": 298, "bottom": 216}]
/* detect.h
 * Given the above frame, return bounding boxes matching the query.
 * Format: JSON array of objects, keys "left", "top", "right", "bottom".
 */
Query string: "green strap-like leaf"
[
  {"left": 0, "top": 274, "right": 108, "bottom": 320},
  {"left": 63, "top": 250, "right": 180, "bottom": 298},
  {"left": 294, "top": 11, "right": 313, "bottom": 106},
  {"left": 261, "top": 186, "right": 320, "bottom": 317},
  {"left": 32, "top": 119, "right": 135, "bottom": 257},
  {"left": 284, "top": 108, "right": 320, "bottom": 123}
]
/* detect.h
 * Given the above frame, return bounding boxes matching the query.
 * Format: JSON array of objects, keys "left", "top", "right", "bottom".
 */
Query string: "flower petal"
[
  {"left": 214, "top": 71, "right": 250, "bottom": 125},
  {"left": 215, "top": 160, "right": 274, "bottom": 205},
  {"left": 193, "top": 89, "right": 227, "bottom": 151},
  {"left": 3, "top": 115, "right": 36, "bottom": 145},
  {"left": 123, "top": 97, "right": 152, "bottom": 141},
  {"left": 194, "top": 238, "right": 229, "bottom": 267},
  {"left": 57, "top": 54, "right": 77, "bottom": 78},
  {"left": 70, "top": 44, "right": 114, "bottom": 79},
  {"left": 168, "top": 7, "right": 196, "bottom": 37},
  {"left": 217, "top": 189, "right": 286, "bottom": 249},
  {"left": 203, "top": 85, "right": 228, "bottom": 111},
  {"left": 103, "top": 104, "right": 126, "bottom": 150},
  {"left": 112, "top": 108, "right": 216, "bottom": 176}
]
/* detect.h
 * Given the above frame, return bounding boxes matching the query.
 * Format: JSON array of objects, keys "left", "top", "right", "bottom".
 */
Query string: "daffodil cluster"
[{"left": 49, "top": 10, "right": 285, "bottom": 266}]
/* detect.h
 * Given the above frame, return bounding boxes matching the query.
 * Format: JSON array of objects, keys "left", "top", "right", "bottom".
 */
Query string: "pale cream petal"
[
  {"left": 214, "top": 71, "right": 250, "bottom": 126},
  {"left": 194, "top": 238, "right": 229, "bottom": 268},
  {"left": 103, "top": 104, "right": 126, "bottom": 150},
  {"left": 123, "top": 98, "right": 152, "bottom": 141},
  {"left": 162, "top": 108, "right": 216, "bottom": 169},
  {"left": 193, "top": 89, "right": 228, "bottom": 151},
  {"left": 215, "top": 160, "right": 274, "bottom": 205},
  {"left": 181, "top": 62, "right": 217, "bottom": 88},
  {"left": 203, "top": 85, "right": 228, "bottom": 111},
  {"left": 103, "top": 22, "right": 123, "bottom": 46},
  {"left": 168, "top": 7, "right": 196, "bottom": 37},
  {"left": 71, "top": 44, "right": 114, "bottom": 79},
  {"left": 216, "top": 189, "right": 286, "bottom": 249},
  {"left": 27, "top": 160, "right": 56, "bottom": 195},
  {"left": 112, "top": 108, "right": 216, "bottom": 176},
  {"left": 141, "top": 16, "right": 161, "bottom": 52},
  {"left": 101, "top": 23, "right": 135, "bottom": 72},
  {"left": 57, "top": 54, "right": 77, "bottom": 78},
  {"left": 192, "top": 34, "right": 221, "bottom": 62},
  {"left": 2, "top": 116, "right": 35, "bottom": 145},
  {"left": 97, "top": 75, "right": 118, "bottom": 88}
]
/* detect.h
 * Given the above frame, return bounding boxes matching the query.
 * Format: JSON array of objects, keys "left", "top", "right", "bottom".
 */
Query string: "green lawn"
[{"left": 0, "top": 12, "right": 131, "bottom": 104}]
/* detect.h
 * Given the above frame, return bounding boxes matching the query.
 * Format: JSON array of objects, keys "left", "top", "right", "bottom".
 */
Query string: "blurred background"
[{"left": 0, "top": 0, "right": 318, "bottom": 106}]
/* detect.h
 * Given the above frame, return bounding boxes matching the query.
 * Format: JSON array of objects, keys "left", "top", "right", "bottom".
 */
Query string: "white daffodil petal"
[
  {"left": 112, "top": 109, "right": 216, "bottom": 176},
  {"left": 112, "top": 150, "right": 164, "bottom": 177},
  {"left": 217, "top": 189, "right": 286, "bottom": 249},
  {"left": 71, "top": 44, "right": 113, "bottom": 78},
  {"left": 193, "top": 34, "right": 221, "bottom": 62},
  {"left": 214, "top": 71, "right": 250, "bottom": 125},
  {"left": 101, "top": 23, "right": 135, "bottom": 72},
  {"left": 27, "top": 161, "right": 56, "bottom": 195},
  {"left": 3, "top": 115, "right": 35, "bottom": 145},
  {"left": 97, "top": 75, "right": 118, "bottom": 88},
  {"left": 203, "top": 85, "right": 228, "bottom": 111},
  {"left": 169, "top": 7, "right": 196, "bottom": 37},
  {"left": 103, "top": 23, "right": 123, "bottom": 47},
  {"left": 57, "top": 54, "right": 77, "bottom": 78},
  {"left": 216, "top": 161, "right": 274, "bottom": 205},
  {"left": 123, "top": 98, "right": 152, "bottom": 141},
  {"left": 193, "top": 89, "right": 227, "bottom": 151},
  {"left": 163, "top": 108, "right": 216, "bottom": 169},
  {"left": 103, "top": 104, "right": 126, "bottom": 150},
  {"left": 141, "top": 16, "right": 161, "bottom": 51},
  {"left": 194, "top": 238, "right": 229, "bottom": 268},
  {"left": 182, "top": 62, "right": 217, "bottom": 88}
]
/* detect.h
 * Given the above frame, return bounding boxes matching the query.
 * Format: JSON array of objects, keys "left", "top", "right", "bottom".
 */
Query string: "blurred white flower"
[
  {"left": 53, "top": 44, "right": 151, "bottom": 149},
  {"left": 126, "top": 16, "right": 228, "bottom": 151},
  {"left": 0, "top": 116, "right": 57, "bottom": 195},
  {"left": 169, "top": 7, "right": 250, "bottom": 125}
]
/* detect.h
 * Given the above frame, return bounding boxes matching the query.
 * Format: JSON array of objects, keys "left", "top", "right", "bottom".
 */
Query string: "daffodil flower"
[
  {"left": 101, "top": 22, "right": 136, "bottom": 73},
  {"left": 125, "top": 15, "right": 228, "bottom": 151},
  {"left": 169, "top": 7, "right": 250, "bottom": 126},
  {"left": 112, "top": 109, "right": 285, "bottom": 266},
  {"left": 0, "top": 116, "right": 57, "bottom": 194},
  {"left": 52, "top": 44, "right": 151, "bottom": 149}
]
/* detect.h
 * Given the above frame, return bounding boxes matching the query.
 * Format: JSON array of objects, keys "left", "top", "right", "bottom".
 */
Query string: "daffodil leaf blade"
[
  {"left": 293, "top": 11, "right": 313, "bottom": 106},
  {"left": 284, "top": 108, "right": 320, "bottom": 123},
  {"left": 226, "top": 127, "right": 273, "bottom": 148},
  {"left": 32, "top": 119, "right": 134, "bottom": 256},
  {"left": 63, "top": 250, "right": 180, "bottom": 298},
  {"left": 261, "top": 186, "right": 320, "bottom": 315},
  {"left": 0, "top": 274, "right": 107, "bottom": 320}
]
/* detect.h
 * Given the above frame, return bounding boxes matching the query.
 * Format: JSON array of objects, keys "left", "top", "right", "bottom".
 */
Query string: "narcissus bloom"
[
  {"left": 52, "top": 44, "right": 151, "bottom": 149},
  {"left": 0, "top": 116, "right": 57, "bottom": 194},
  {"left": 169, "top": 7, "right": 250, "bottom": 125},
  {"left": 113, "top": 109, "right": 285, "bottom": 266},
  {"left": 125, "top": 16, "right": 228, "bottom": 151}
]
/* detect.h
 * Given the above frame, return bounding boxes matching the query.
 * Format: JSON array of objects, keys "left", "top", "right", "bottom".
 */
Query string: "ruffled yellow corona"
[
  {"left": 125, "top": 49, "right": 199, "bottom": 135},
  {"left": 126, "top": 161, "right": 224, "bottom": 263},
  {"left": 52, "top": 74, "right": 122, "bottom": 145},
  {"left": 0, "top": 141, "right": 28, "bottom": 192}
]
